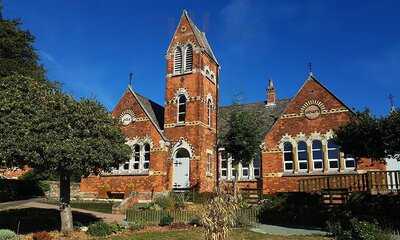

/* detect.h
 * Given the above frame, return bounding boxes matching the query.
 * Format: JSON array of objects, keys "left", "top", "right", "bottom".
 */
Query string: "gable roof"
[
  {"left": 218, "top": 99, "right": 290, "bottom": 140},
  {"left": 127, "top": 86, "right": 166, "bottom": 140},
  {"left": 167, "top": 10, "right": 219, "bottom": 65}
]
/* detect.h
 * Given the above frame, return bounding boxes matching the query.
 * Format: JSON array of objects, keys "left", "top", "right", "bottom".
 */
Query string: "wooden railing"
[{"left": 299, "top": 171, "right": 400, "bottom": 194}]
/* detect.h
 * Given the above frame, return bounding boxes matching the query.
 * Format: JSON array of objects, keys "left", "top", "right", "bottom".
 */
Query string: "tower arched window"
[
  {"left": 174, "top": 46, "right": 183, "bottom": 74},
  {"left": 283, "top": 142, "right": 293, "bottom": 171},
  {"left": 297, "top": 141, "right": 308, "bottom": 171},
  {"left": 312, "top": 140, "right": 323, "bottom": 171},
  {"left": 143, "top": 144, "right": 150, "bottom": 170},
  {"left": 184, "top": 44, "right": 193, "bottom": 72},
  {"left": 207, "top": 99, "right": 212, "bottom": 126},
  {"left": 133, "top": 144, "right": 140, "bottom": 170},
  {"left": 328, "top": 139, "right": 339, "bottom": 170},
  {"left": 177, "top": 94, "right": 187, "bottom": 123}
]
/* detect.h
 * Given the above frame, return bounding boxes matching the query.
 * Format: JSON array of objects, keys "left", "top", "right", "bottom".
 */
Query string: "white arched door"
[{"left": 173, "top": 148, "right": 190, "bottom": 189}]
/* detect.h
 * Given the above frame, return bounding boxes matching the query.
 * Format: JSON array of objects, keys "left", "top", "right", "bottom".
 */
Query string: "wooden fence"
[
  {"left": 125, "top": 208, "right": 260, "bottom": 225},
  {"left": 299, "top": 171, "right": 400, "bottom": 194}
]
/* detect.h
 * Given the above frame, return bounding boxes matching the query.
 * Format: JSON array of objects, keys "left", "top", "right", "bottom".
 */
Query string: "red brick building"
[{"left": 80, "top": 10, "right": 385, "bottom": 198}]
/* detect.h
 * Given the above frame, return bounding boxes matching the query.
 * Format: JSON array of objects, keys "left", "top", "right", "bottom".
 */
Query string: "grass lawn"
[{"left": 107, "top": 229, "right": 330, "bottom": 240}]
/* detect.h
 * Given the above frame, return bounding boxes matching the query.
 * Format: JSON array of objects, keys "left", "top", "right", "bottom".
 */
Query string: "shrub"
[
  {"left": 0, "top": 229, "right": 16, "bottom": 240},
  {"left": 32, "top": 231, "right": 53, "bottom": 240},
  {"left": 109, "top": 223, "right": 124, "bottom": 233},
  {"left": 128, "top": 221, "right": 144, "bottom": 231},
  {"left": 87, "top": 221, "right": 113, "bottom": 236},
  {"left": 154, "top": 195, "right": 176, "bottom": 210},
  {"left": 189, "top": 216, "right": 201, "bottom": 226},
  {"left": 159, "top": 215, "right": 174, "bottom": 226},
  {"left": 329, "top": 218, "right": 391, "bottom": 240}
]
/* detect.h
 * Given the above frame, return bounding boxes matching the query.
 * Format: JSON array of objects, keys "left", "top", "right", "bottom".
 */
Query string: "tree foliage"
[
  {"left": 334, "top": 109, "right": 400, "bottom": 161},
  {"left": 0, "top": 8, "right": 130, "bottom": 232},
  {"left": 218, "top": 103, "right": 264, "bottom": 166}
]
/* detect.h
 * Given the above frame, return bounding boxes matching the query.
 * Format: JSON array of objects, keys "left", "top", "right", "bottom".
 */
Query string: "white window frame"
[
  {"left": 143, "top": 144, "right": 150, "bottom": 170},
  {"left": 220, "top": 152, "right": 228, "bottom": 179},
  {"left": 327, "top": 139, "right": 339, "bottom": 171},
  {"left": 206, "top": 153, "right": 212, "bottom": 175},
  {"left": 173, "top": 46, "right": 183, "bottom": 75},
  {"left": 297, "top": 141, "right": 308, "bottom": 172},
  {"left": 184, "top": 44, "right": 193, "bottom": 73},
  {"left": 345, "top": 155, "right": 356, "bottom": 170},
  {"left": 133, "top": 144, "right": 141, "bottom": 170},
  {"left": 177, "top": 94, "right": 187, "bottom": 124},
  {"left": 241, "top": 163, "right": 250, "bottom": 179},
  {"left": 207, "top": 99, "right": 212, "bottom": 127},
  {"left": 312, "top": 140, "right": 323, "bottom": 171},
  {"left": 283, "top": 142, "right": 294, "bottom": 172}
]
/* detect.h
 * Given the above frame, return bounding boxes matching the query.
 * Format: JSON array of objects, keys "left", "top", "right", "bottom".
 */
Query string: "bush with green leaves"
[
  {"left": 0, "top": 229, "right": 16, "bottom": 240},
  {"left": 154, "top": 195, "right": 176, "bottom": 210},
  {"left": 328, "top": 218, "right": 391, "bottom": 240},
  {"left": 159, "top": 215, "right": 174, "bottom": 226},
  {"left": 87, "top": 221, "right": 113, "bottom": 236}
]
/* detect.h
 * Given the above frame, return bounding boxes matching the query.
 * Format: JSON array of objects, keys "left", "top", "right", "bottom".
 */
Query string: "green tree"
[
  {"left": 0, "top": 9, "right": 131, "bottom": 232},
  {"left": 31, "top": 93, "right": 130, "bottom": 232},
  {"left": 218, "top": 101, "right": 264, "bottom": 189},
  {"left": 334, "top": 109, "right": 400, "bottom": 161},
  {"left": 0, "top": 11, "right": 45, "bottom": 79}
]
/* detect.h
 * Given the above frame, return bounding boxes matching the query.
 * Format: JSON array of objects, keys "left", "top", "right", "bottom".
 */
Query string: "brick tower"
[{"left": 164, "top": 10, "right": 219, "bottom": 192}]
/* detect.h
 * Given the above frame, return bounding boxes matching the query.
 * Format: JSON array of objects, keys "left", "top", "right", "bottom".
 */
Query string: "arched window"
[
  {"left": 175, "top": 148, "right": 190, "bottom": 158},
  {"left": 184, "top": 44, "right": 193, "bottom": 72},
  {"left": 312, "top": 140, "right": 323, "bottom": 170},
  {"left": 297, "top": 141, "right": 308, "bottom": 171},
  {"left": 177, "top": 94, "right": 187, "bottom": 123},
  {"left": 207, "top": 99, "right": 212, "bottom": 126},
  {"left": 328, "top": 139, "right": 339, "bottom": 170},
  {"left": 133, "top": 144, "right": 140, "bottom": 170},
  {"left": 143, "top": 144, "right": 150, "bottom": 170},
  {"left": 174, "top": 46, "right": 183, "bottom": 74},
  {"left": 283, "top": 142, "right": 293, "bottom": 171}
]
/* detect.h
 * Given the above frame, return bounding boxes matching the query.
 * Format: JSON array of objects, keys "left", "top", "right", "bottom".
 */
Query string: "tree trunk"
[{"left": 60, "top": 171, "right": 73, "bottom": 233}]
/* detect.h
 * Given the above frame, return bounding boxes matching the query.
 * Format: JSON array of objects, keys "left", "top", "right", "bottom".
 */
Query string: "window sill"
[
  {"left": 172, "top": 71, "right": 193, "bottom": 77},
  {"left": 176, "top": 122, "right": 186, "bottom": 127},
  {"left": 282, "top": 170, "right": 358, "bottom": 177}
]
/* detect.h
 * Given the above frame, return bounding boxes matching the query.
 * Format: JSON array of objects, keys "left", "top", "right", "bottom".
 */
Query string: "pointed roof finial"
[
  {"left": 389, "top": 94, "right": 396, "bottom": 112},
  {"left": 308, "top": 62, "right": 313, "bottom": 76},
  {"left": 129, "top": 72, "right": 133, "bottom": 87},
  {"left": 268, "top": 78, "right": 274, "bottom": 90}
]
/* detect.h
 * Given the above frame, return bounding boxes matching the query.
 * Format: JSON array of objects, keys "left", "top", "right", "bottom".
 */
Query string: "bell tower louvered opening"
[
  {"left": 184, "top": 44, "right": 193, "bottom": 72},
  {"left": 174, "top": 47, "right": 183, "bottom": 74}
]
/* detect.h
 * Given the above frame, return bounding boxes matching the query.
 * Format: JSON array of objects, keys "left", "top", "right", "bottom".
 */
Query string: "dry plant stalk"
[{"left": 200, "top": 192, "right": 239, "bottom": 240}]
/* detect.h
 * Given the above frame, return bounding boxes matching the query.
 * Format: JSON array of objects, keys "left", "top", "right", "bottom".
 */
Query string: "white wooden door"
[{"left": 172, "top": 157, "right": 190, "bottom": 189}]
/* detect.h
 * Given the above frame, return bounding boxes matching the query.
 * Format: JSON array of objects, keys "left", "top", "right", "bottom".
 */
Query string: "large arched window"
[
  {"left": 283, "top": 142, "right": 293, "bottom": 171},
  {"left": 184, "top": 44, "right": 193, "bottom": 72},
  {"left": 297, "top": 141, "right": 308, "bottom": 171},
  {"left": 177, "top": 94, "right": 187, "bottom": 123},
  {"left": 312, "top": 140, "right": 323, "bottom": 171},
  {"left": 207, "top": 99, "right": 212, "bottom": 127},
  {"left": 328, "top": 139, "right": 339, "bottom": 170},
  {"left": 174, "top": 46, "right": 183, "bottom": 74},
  {"left": 133, "top": 144, "right": 140, "bottom": 170},
  {"left": 143, "top": 144, "right": 150, "bottom": 170}
]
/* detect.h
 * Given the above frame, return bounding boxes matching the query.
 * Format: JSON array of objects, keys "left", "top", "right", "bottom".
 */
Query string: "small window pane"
[
  {"left": 313, "top": 151, "right": 323, "bottom": 160},
  {"left": 314, "top": 161, "right": 323, "bottom": 169},
  {"left": 221, "top": 160, "right": 227, "bottom": 168},
  {"left": 298, "top": 151, "right": 307, "bottom": 161},
  {"left": 328, "top": 139, "right": 338, "bottom": 148},
  {"left": 143, "top": 162, "right": 149, "bottom": 169},
  {"left": 123, "top": 163, "right": 129, "bottom": 170},
  {"left": 298, "top": 141, "right": 307, "bottom": 151},
  {"left": 242, "top": 169, "right": 249, "bottom": 177},
  {"left": 312, "top": 140, "right": 322, "bottom": 149},
  {"left": 176, "top": 148, "right": 190, "bottom": 158},
  {"left": 299, "top": 162, "right": 308, "bottom": 170},
  {"left": 178, "top": 114, "right": 185, "bottom": 122},
  {"left": 284, "top": 142, "right": 292, "bottom": 151},
  {"left": 285, "top": 163, "right": 293, "bottom": 170},
  {"left": 254, "top": 168, "right": 260, "bottom": 177},
  {"left": 328, "top": 150, "right": 339, "bottom": 159},
  {"left": 221, "top": 170, "right": 227, "bottom": 177},
  {"left": 329, "top": 161, "right": 338, "bottom": 169}
]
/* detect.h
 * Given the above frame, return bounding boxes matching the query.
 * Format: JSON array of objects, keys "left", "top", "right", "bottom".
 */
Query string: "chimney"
[{"left": 266, "top": 79, "right": 277, "bottom": 106}]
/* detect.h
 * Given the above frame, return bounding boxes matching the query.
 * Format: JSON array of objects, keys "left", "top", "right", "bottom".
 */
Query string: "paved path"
[
  {"left": 0, "top": 198, "right": 124, "bottom": 223},
  {"left": 250, "top": 224, "right": 328, "bottom": 236}
]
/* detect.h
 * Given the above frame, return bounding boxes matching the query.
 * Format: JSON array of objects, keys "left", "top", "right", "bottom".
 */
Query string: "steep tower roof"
[{"left": 166, "top": 10, "right": 219, "bottom": 65}]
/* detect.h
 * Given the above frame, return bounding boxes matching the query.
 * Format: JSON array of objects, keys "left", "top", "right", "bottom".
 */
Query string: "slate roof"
[
  {"left": 135, "top": 93, "right": 165, "bottom": 131},
  {"left": 218, "top": 99, "right": 291, "bottom": 139},
  {"left": 183, "top": 10, "right": 219, "bottom": 65}
]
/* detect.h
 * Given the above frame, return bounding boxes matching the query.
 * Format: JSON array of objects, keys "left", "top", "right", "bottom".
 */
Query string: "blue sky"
[{"left": 4, "top": 0, "right": 400, "bottom": 115}]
